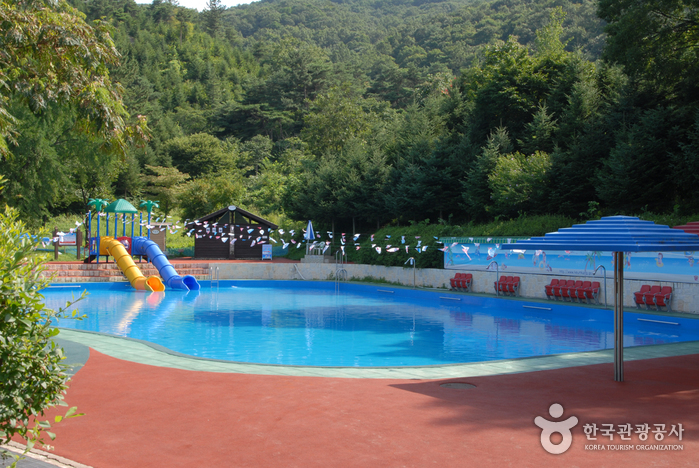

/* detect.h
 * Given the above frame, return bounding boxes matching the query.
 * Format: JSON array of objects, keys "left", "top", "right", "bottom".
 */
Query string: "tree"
[
  {"left": 301, "top": 85, "right": 391, "bottom": 156},
  {"left": 0, "top": 0, "right": 148, "bottom": 157},
  {"left": 0, "top": 203, "right": 83, "bottom": 463},
  {"left": 163, "top": 133, "right": 237, "bottom": 178},
  {"left": 599, "top": 0, "right": 699, "bottom": 102},
  {"left": 203, "top": 0, "right": 225, "bottom": 37},
  {"left": 142, "top": 165, "right": 189, "bottom": 216},
  {"left": 178, "top": 172, "right": 246, "bottom": 220},
  {"left": 488, "top": 150, "right": 552, "bottom": 217},
  {"left": 463, "top": 127, "right": 513, "bottom": 221}
]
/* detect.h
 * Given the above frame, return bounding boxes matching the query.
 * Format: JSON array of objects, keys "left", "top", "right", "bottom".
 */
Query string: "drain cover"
[{"left": 440, "top": 382, "right": 476, "bottom": 389}]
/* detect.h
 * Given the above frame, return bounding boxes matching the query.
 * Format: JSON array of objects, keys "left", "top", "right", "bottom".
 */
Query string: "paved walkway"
[{"left": 27, "top": 331, "right": 699, "bottom": 467}]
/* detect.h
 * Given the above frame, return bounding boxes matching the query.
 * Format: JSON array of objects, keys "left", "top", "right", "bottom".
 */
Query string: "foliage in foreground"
[{"left": 0, "top": 206, "right": 83, "bottom": 464}]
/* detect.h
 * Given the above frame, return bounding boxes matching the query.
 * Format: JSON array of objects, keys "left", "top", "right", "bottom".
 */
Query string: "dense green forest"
[{"left": 1, "top": 0, "right": 698, "bottom": 234}]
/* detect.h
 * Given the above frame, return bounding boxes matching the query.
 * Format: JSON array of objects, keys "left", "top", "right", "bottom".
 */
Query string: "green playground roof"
[{"left": 104, "top": 199, "right": 139, "bottom": 213}]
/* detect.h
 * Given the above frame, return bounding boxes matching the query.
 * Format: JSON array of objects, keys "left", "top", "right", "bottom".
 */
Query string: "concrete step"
[
  {"left": 42, "top": 262, "right": 212, "bottom": 283},
  {"left": 45, "top": 274, "right": 210, "bottom": 284}
]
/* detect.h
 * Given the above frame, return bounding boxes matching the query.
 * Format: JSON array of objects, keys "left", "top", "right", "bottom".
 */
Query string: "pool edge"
[{"left": 56, "top": 327, "right": 699, "bottom": 380}]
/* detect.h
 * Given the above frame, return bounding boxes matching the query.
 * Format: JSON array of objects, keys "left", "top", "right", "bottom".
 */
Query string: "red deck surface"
[{"left": 39, "top": 350, "right": 698, "bottom": 467}]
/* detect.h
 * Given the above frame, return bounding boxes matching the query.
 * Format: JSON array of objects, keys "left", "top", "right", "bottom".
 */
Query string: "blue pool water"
[{"left": 42, "top": 281, "right": 699, "bottom": 367}]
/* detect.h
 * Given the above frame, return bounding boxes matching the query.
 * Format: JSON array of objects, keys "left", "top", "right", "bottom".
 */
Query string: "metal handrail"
[
  {"left": 593, "top": 265, "right": 608, "bottom": 308},
  {"left": 209, "top": 266, "right": 219, "bottom": 289},
  {"left": 487, "top": 261, "right": 499, "bottom": 296},
  {"left": 294, "top": 264, "right": 306, "bottom": 280},
  {"left": 405, "top": 257, "right": 416, "bottom": 288},
  {"left": 335, "top": 249, "right": 347, "bottom": 291}
]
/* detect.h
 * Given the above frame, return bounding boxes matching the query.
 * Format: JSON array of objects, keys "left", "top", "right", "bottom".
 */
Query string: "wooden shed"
[{"left": 187, "top": 205, "right": 278, "bottom": 259}]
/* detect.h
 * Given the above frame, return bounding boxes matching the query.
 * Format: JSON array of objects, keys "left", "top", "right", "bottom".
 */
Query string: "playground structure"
[{"left": 85, "top": 199, "right": 200, "bottom": 292}]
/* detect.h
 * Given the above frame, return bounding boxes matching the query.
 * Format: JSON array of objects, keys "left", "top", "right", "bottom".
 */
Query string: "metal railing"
[
  {"left": 405, "top": 257, "right": 416, "bottom": 288},
  {"left": 593, "top": 265, "right": 608, "bottom": 308},
  {"left": 487, "top": 260, "right": 499, "bottom": 296},
  {"left": 293, "top": 263, "right": 306, "bottom": 280},
  {"left": 335, "top": 250, "right": 347, "bottom": 292},
  {"left": 209, "top": 266, "right": 219, "bottom": 289}
]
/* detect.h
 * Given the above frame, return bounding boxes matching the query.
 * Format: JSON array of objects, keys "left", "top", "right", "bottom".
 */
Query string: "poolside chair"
[
  {"left": 581, "top": 281, "right": 601, "bottom": 305},
  {"left": 575, "top": 281, "right": 592, "bottom": 303},
  {"left": 652, "top": 286, "right": 673, "bottom": 312},
  {"left": 642, "top": 286, "right": 662, "bottom": 310},
  {"left": 450, "top": 273, "right": 462, "bottom": 290},
  {"left": 450, "top": 273, "right": 472, "bottom": 292},
  {"left": 633, "top": 285, "right": 651, "bottom": 309},
  {"left": 544, "top": 279, "right": 559, "bottom": 300},
  {"left": 508, "top": 276, "right": 520, "bottom": 296},
  {"left": 459, "top": 273, "right": 473, "bottom": 292},
  {"left": 563, "top": 280, "right": 583, "bottom": 302},
  {"left": 494, "top": 276, "right": 511, "bottom": 295},
  {"left": 552, "top": 279, "right": 569, "bottom": 301}
]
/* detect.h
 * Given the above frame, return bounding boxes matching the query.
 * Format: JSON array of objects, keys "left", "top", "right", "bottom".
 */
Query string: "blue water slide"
[{"left": 131, "top": 236, "right": 200, "bottom": 291}]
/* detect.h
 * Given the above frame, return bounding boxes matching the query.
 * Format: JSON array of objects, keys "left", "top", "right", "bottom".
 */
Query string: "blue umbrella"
[
  {"left": 304, "top": 220, "right": 315, "bottom": 241},
  {"left": 502, "top": 216, "right": 699, "bottom": 382},
  {"left": 305, "top": 220, "right": 315, "bottom": 254}
]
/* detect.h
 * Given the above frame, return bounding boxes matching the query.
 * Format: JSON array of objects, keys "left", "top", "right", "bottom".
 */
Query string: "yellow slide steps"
[{"left": 99, "top": 237, "right": 165, "bottom": 291}]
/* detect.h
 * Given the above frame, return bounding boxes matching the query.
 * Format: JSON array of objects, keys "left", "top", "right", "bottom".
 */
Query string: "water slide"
[
  {"left": 99, "top": 237, "right": 165, "bottom": 292},
  {"left": 132, "top": 236, "right": 200, "bottom": 291}
]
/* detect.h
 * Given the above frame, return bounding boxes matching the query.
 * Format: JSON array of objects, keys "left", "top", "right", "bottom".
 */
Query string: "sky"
[{"left": 134, "top": 0, "right": 255, "bottom": 11}]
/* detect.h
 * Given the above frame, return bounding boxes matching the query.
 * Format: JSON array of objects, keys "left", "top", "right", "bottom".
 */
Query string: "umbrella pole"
[{"left": 614, "top": 251, "right": 624, "bottom": 382}]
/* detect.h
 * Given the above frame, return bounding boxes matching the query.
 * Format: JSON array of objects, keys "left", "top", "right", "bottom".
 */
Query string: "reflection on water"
[{"left": 43, "top": 283, "right": 699, "bottom": 367}]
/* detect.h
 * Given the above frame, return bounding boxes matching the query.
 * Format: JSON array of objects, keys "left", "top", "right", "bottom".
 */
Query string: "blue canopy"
[
  {"left": 503, "top": 216, "right": 699, "bottom": 252},
  {"left": 501, "top": 216, "right": 699, "bottom": 383}
]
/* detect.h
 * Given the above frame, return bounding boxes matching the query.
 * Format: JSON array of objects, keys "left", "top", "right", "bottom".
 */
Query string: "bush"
[{"left": 0, "top": 207, "right": 83, "bottom": 462}]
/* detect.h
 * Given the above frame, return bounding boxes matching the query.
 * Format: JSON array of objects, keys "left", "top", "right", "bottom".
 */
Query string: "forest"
[{"left": 1, "top": 0, "right": 698, "bottom": 236}]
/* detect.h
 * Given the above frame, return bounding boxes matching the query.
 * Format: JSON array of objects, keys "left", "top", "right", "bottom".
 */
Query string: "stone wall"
[{"left": 210, "top": 263, "right": 699, "bottom": 314}]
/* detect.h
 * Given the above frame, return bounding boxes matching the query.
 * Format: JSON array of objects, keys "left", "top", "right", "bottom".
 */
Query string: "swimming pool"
[{"left": 42, "top": 281, "right": 699, "bottom": 367}]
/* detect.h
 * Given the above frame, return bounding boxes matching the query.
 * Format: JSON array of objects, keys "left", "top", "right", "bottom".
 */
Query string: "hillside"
[{"left": 2, "top": 0, "right": 698, "bottom": 234}]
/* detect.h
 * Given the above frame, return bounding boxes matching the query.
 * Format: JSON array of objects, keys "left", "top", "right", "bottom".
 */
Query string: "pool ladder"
[
  {"left": 209, "top": 266, "right": 219, "bottom": 289},
  {"left": 335, "top": 250, "right": 347, "bottom": 292}
]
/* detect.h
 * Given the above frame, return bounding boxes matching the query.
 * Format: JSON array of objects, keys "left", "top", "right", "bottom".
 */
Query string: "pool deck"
[
  {"left": 11, "top": 280, "right": 699, "bottom": 467},
  {"left": 8, "top": 329, "right": 695, "bottom": 468}
]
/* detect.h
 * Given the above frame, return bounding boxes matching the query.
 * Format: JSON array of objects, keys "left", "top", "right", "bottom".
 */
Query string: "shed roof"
[{"left": 189, "top": 205, "right": 278, "bottom": 230}]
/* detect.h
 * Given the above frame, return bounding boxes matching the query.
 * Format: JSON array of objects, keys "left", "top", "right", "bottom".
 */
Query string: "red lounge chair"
[
  {"left": 450, "top": 273, "right": 473, "bottom": 292},
  {"left": 553, "top": 280, "right": 570, "bottom": 301},
  {"left": 581, "top": 281, "right": 601, "bottom": 305},
  {"left": 460, "top": 273, "right": 473, "bottom": 292},
  {"left": 508, "top": 276, "right": 520, "bottom": 296},
  {"left": 642, "top": 286, "right": 662, "bottom": 310},
  {"left": 494, "top": 276, "right": 511, "bottom": 295},
  {"left": 633, "top": 285, "right": 651, "bottom": 309},
  {"left": 563, "top": 280, "right": 583, "bottom": 302},
  {"left": 652, "top": 286, "right": 673, "bottom": 312},
  {"left": 575, "top": 281, "right": 591, "bottom": 303},
  {"left": 544, "top": 279, "right": 559, "bottom": 300}
]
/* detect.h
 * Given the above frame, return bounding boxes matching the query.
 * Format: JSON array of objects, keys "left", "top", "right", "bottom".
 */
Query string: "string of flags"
[{"left": 82, "top": 213, "right": 513, "bottom": 258}]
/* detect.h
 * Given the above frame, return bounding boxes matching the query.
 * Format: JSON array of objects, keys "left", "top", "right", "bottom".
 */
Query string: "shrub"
[{"left": 0, "top": 207, "right": 83, "bottom": 463}]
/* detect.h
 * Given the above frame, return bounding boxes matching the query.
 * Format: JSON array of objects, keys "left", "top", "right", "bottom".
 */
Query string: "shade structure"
[
  {"left": 502, "top": 216, "right": 699, "bottom": 382},
  {"left": 105, "top": 199, "right": 139, "bottom": 214}
]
